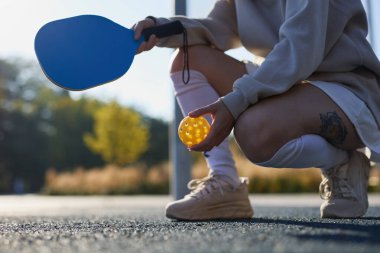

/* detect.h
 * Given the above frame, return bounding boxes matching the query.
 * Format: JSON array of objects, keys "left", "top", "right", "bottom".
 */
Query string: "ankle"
[{"left": 210, "top": 172, "right": 241, "bottom": 188}]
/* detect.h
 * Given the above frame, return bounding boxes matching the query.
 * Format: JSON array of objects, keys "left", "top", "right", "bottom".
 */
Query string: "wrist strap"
[
  {"left": 145, "top": 16, "right": 190, "bottom": 84},
  {"left": 182, "top": 28, "right": 190, "bottom": 84}
]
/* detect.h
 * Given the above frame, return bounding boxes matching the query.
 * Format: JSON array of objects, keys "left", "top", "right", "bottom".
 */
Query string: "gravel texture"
[{"left": 0, "top": 195, "right": 379, "bottom": 253}]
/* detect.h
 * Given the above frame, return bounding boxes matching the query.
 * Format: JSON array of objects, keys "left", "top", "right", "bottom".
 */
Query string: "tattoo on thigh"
[{"left": 319, "top": 111, "right": 348, "bottom": 145}]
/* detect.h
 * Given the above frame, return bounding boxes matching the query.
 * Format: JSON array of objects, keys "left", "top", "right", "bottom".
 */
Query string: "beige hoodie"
[{"left": 155, "top": 0, "right": 380, "bottom": 127}]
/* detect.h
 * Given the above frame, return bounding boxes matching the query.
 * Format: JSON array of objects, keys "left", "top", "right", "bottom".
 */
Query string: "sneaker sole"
[
  {"left": 321, "top": 207, "right": 367, "bottom": 218},
  {"left": 166, "top": 202, "right": 254, "bottom": 221}
]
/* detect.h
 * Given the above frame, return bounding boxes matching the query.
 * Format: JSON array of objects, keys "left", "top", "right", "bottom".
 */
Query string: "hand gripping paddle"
[{"left": 34, "top": 15, "right": 184, "bottom": 90}]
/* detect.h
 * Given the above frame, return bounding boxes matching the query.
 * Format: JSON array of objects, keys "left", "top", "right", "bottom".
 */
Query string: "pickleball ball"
[{"left": 178, "top": 116, "right": 210, "bottom": 147}]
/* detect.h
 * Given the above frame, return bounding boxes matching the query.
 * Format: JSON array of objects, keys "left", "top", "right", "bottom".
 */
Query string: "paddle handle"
[{"left": 142, "top": 20, "right": 184, "bottom": 41}]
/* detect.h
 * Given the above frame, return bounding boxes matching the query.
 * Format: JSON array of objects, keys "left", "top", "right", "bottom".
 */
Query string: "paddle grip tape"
[{"left": 142, "top": 21, "right": 184, "bottom": 41}]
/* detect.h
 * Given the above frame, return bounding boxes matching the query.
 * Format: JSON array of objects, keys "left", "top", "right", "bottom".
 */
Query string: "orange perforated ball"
[{"left": 178, "top": 116, "right": 210, "bottom": 147}]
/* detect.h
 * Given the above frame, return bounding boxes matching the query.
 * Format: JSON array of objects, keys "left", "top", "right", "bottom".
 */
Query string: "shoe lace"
[
  {"left": 319, "top": 165, "right": 355, "bottom": 200},
  {"left": 187, "top": 175, "right": 225, "bottom": 199},
  {"left": 319, "top": 176, "right": 331, "bottom": 200}
]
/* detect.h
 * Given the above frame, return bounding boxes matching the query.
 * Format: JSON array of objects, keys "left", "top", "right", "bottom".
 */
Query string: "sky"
[{"left": 0, "top": 0, "right": 379, "bottom": 121}]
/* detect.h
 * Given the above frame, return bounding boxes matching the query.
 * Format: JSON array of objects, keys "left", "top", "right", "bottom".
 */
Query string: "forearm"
[{"left": 153, "top": 0, "right": 241, "bottom": 51}]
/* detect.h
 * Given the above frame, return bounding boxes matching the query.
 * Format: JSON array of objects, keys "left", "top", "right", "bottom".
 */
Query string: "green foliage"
[
  {"left": 48, "top": 97, "right": 104, "bottom": 170},
  {"left": 1, "top": 58, "right": 165, "bottom": 193},
  {"left": 0, "top": 59, "right": 52, "bottom": 192},
  {"left": 139, "top": 117, "right": 169, "bottom": 167},
  {"left": 84, "top": 102, "right": 149, "bottom": 166}
]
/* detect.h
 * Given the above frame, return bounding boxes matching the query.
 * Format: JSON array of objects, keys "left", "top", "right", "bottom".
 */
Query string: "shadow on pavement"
[
  {"left": 252, "top": 217, "right": 380, "bottom": 244},
  {"left": 172, "top": 215, "right": 380, "bottom": 244}
]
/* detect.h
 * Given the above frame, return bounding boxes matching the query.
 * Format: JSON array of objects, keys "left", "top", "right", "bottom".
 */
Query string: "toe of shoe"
[
  {"left": 165, "top": 200, "right": 190, "bottom": 220},
  {"left": 165, "top": 202, "right": 178, "bottom": 219}
]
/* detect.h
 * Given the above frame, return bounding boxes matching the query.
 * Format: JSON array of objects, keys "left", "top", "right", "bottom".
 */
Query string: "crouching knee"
[
  {"left": 233, "top": 108, "right": 277, "bottom": 164},
  {"left": 170, "top": 45, "right": 218, "bottom": 74}
]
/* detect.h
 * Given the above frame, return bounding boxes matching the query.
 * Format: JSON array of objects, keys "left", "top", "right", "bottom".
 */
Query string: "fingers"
[
  {"left": 133, "top": 18, "right": 155, "bottom": 40},
  {"left": 133, "top": 18, "right": 157, "bottom": 54},
  {"left": 189, "top": 103, "right": 216, "bottom": 118},
  {"left": 188, "top": 100, "right": 235, "bottom": 152},
  {"left": 187, "top": 104, "right": 217, "bottom": 151},
  {"left": 136, "top": 35, "right": 158, "bottom": 54},
  {"left": 189, "top": 126, "right": 222, "bottom": 152}
]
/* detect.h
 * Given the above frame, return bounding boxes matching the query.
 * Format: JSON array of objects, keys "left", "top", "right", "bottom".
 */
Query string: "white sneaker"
[
  {"left": 320, "top": 151, "right": 370, "bottom": 218},
  {"left": 165, "top": 174, "right": 254, "bottom": 220}
]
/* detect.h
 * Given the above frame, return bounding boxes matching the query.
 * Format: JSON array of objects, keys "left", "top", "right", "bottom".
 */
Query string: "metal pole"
[
  {"left": 366, "top": 0, "right": 374, "bottom": 46},
  {"left": 170, "top": 0, "right": 191, "bottom": 200}
]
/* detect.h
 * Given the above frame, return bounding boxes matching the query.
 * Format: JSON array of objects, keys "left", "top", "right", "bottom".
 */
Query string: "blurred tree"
[
  {"left": 48, "top": 97, "right": 105, "bottom": 170},
  {"left": 1, "top": 58, "right": 170, "bottom": 192},
  {"left": 0, "top": 109, "right": 50, "bottom": 192},
  {"left": 0, "top": 59, "right": 51, "bottom": 192},
  {"left": 0, "top": 58, "right": 105, "bottom": 192},
  {"left": 84, "top": 102, "right": 149, "bottom": 166},
  {"left": 139, "top": 117, "right": 169, "bottom": 167}
]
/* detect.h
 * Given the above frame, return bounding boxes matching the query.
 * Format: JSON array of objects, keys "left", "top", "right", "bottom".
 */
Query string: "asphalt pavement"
[{"left": 0, "top": 194, "right": 379, "bottom": 253}]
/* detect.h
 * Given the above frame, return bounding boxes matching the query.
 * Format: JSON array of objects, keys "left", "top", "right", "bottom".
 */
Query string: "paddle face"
[{"left": 35, "top": 15, "right": 143, "bottom": 90}]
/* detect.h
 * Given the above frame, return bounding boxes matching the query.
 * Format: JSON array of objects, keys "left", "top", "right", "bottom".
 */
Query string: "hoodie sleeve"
[
  {"left": 221, "top": 0, "right": 330, "bottom": 119},
  {"left": 154, "top": 0, "right": 241, "bottom": 51}
]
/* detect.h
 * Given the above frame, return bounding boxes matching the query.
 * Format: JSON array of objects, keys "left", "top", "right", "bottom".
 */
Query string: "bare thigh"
[
  {"left": 170, "top": 45, "right": 246, "bottom": 96},
  {"left": 234, "top": 83, "right": 364, "bottom": 163}
]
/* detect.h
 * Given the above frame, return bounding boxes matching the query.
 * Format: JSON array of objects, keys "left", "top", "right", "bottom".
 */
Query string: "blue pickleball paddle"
[{"left": 35, "top": 15, "right": 184, "bottom": 90}]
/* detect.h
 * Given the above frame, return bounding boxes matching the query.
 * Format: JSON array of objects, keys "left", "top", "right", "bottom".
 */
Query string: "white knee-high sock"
[
  {"left": 171, "top": 70, "right": 240, "bottom": 186},
  {"left": 257, "top": 134, "right": 348, "bottom": 171}
]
